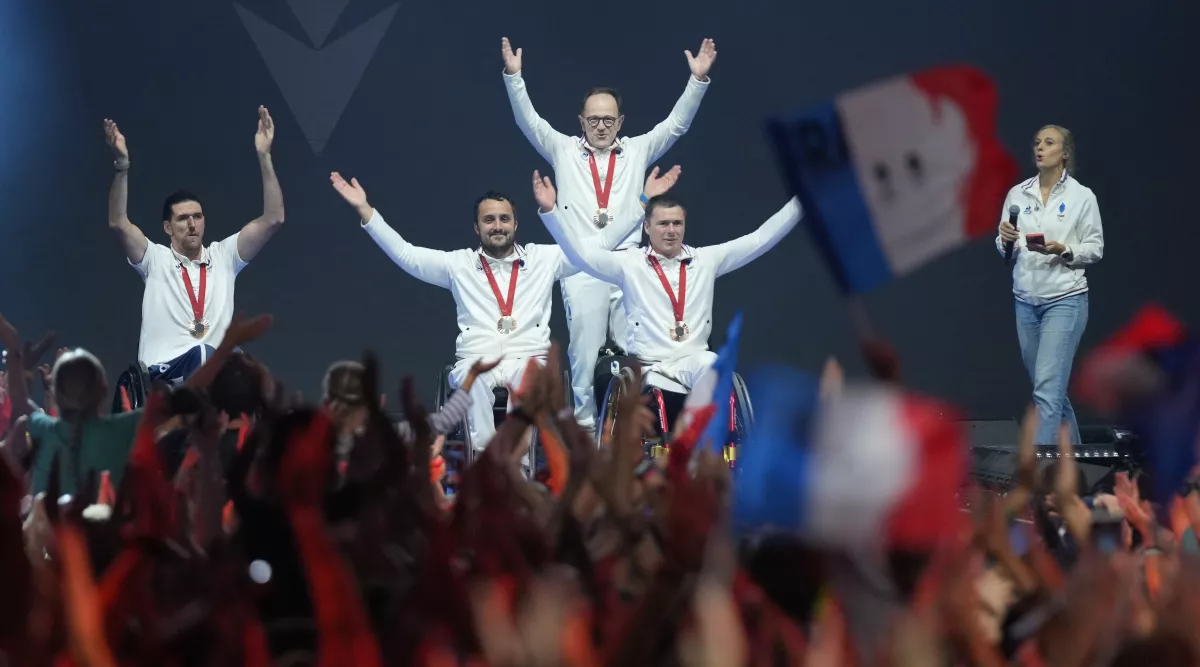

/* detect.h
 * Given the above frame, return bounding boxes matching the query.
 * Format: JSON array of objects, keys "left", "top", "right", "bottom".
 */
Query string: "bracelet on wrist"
[
  {"left": 113, "top": 158, "right": 130, "bottom": 171},
  {"left": 639, "top": 193, "right": 649, "bottom": 204}
]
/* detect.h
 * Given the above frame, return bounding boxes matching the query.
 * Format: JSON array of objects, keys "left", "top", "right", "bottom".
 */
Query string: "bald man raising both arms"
[{"left": 500, "top": 36, "right": 717, "bottom": 433}]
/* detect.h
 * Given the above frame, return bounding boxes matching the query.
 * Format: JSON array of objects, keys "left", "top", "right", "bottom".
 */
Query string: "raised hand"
[
  {"left": 254, "top": 105, "right": 275, "bottom": 155},
  {"left": 463, "top": 356, "right": 504, "bottom": 392},
  {"left": 684, "top": 38, "right": 717, "bottom": 80},
  {"left": 223, "top": 313, "right": 273, "bottom": 348},
  {"left": 22, "top": 332, "right": 57, "bottom": 371},
  {"left": 0, "top": 313, "right": 21, "bottom": 351},
  {"left": 103, "top": 119, "right": 128, "bottom": 160},
  {"left": 330, "top": 172, "right": 373, "bottom": 220},
  {"left": 532, "top": 170, "right": 556, "bottom": 212},
  {"left": 501, "top": 37, "right": 522, "bottom": 75},
  {"left": 643, "top": 165, "right": 681, "bottom": 199}
]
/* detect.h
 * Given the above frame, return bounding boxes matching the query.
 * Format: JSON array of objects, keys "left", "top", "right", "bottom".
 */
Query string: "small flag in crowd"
[
  {"left": 735, "top": 369, "right": 966, "bottom": 549},
  {"left": 1077, "top": 304, "right": 1200, "bottom": 504},
  {"left": 673, "top": 313, "right": 743, "bottom": 446},
  {"left": 699, "top": 313, "right": 743, "bottom": 455},
  {"left": 766, "top": 66, "right": 1017, "bottom": 293}
]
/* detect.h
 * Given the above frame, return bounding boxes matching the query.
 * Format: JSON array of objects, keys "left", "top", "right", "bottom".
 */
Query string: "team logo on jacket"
[
  {"left": 1023, "top": 205, "right": 1031, "bottom": 214},
  {"left": 1058, "top": 202, "right": 1066, "bottom": 219}
]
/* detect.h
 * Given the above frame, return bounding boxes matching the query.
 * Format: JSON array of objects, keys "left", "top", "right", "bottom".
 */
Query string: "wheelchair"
[
  {"left": 434, "top": 360, "right": 571, "bottom": 496},
  {"left": 111, "top": 361, "right": 152, "bottom": 413},
  {"left": 594, "top": 347, "right": 754, "bottom": 469}
]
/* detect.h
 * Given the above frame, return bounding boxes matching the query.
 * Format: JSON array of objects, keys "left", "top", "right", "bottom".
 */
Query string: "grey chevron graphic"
[
  {"left": 286, "top": 0, "right": 349, "bottom": 48},
  {"left": 235, "top": 2, "right": 398, "bottom": 155}
]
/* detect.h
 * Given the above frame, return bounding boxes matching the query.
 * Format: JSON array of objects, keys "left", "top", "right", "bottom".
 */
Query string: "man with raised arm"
[
  {"left": 103, "top": 107, "right": 285, "bottom": 383},
  {"left": 534, "top": 171, "right": 803, "bottom": 392},
  {"left": 500, "top": 36, "right": 717, "bottom": 431},
  {"left": 329, "top": 166, "right": 679, "bottom": 450}
]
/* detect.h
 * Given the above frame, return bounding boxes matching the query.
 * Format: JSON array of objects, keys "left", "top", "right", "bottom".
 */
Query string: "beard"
[{"left": 481, "top": 232, "right": 513, "bottom": 255}]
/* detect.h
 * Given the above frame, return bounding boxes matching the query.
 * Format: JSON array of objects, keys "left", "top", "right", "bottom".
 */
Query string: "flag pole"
[
  {"left": 845, "top": 295, "right": 901, "bottom": 383},
  {"left": 846, "top": 294, "right": 874, "bottom": 340}
]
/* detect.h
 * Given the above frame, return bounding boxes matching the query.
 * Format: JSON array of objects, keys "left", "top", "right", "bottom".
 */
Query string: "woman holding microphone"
[{"left": 997, "top": 125, "right": 1104, "bottom": 446}]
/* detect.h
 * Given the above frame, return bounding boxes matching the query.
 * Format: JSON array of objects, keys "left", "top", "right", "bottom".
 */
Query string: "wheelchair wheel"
[
  {"left": 595, "top": 365, "right": 638, "bottom": 449},
  {"left": 731, "top": 372, "right": 755, "bottom": 445},
  {"left": 111, "top": 362, "right": 151, "bottom": 414}
]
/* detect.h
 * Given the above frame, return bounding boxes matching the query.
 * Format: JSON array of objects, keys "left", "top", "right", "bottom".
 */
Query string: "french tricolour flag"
[
  {"left": 674, "top": 313, "right": 742, "bottom": 451},
  {"left": 735, "top": 369, "right": 966, "bottom": 548},
  {"left": 766, "top": 66, "right": 1017, "bottom": 293}
]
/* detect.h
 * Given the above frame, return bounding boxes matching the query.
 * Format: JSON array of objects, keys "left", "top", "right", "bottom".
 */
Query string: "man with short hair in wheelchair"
[
  {"left": 103, "top": 110, "right": 286, "bottom": 388},
  {"left": 328, "top": 167, "right": 681, "bottom": 452},
  {"left": 534, "top": 168, "right": 802, "bottom": 420}
]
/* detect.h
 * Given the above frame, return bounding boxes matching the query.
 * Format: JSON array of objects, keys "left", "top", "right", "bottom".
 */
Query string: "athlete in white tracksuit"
[{"left": 500, "top": 36, "right": 716, "bottom": 429}]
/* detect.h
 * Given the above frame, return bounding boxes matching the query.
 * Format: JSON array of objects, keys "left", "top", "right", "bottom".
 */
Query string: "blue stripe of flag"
[{"left": 765, "top": 102, "right": 892, "bottom": 293}]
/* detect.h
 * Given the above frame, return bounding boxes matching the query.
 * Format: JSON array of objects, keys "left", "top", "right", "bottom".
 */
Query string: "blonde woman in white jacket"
[{"left": 997, "top": 125, "right": 1104, "bottom": 446}]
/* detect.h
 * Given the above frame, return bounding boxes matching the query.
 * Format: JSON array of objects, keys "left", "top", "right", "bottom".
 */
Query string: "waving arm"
[
  {"left": 533, "top": 171, "right": 623, "bottom": 284},
  {"left": 707, "top": 197, "right": 804, "bottom": 276},
  {"left": 628, "top": 39, "right": 716, "bottom": 162},
  {"left": 595, "top": 164, "right": 683, "bottom": 249},
  {"left": 237, "top": 106, "right": 286, "bottom": 262},
  {"left": 330, "top": 172, "right": 454, "bottom": 288},
  {"left": 501, "top": 37, "right": 572, "bottom": 161},
  {"left": 103, "top": 120, "right": 150, "bottom": 264}
]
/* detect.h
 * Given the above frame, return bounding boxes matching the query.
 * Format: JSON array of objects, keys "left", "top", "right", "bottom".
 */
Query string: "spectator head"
[
  {"left": 51, "top": 349, "right": 108, "bottom": 420},
  {"left": 210, "top": 353, "right": 268, "bottom": 418},
  {"left": 322, "top": 360, "right": 369, "bottom": 432}
]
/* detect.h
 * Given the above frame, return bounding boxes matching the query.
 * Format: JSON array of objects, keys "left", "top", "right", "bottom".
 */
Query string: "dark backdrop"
[{"left": 2, "top": 0, "right": 1196, "bottom": 418}]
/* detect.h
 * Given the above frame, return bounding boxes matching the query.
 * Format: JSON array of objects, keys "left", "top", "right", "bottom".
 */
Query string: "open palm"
[
  {"left": 255, "top": 106, "right": 275, "bottom": 154},
  {"left": 501, "top": 37, "right": 522, "bottom": 75},
  {"left": 644, "top": 165, "right": 682, "bottom": 198},
  {"left": 685, "top": 38, "right": 718, "bottom": 79},
  {"left": 330, "top": 172, "right": 368, "bottom": 207},
  {"left": 103, "top": 119, "right": 128, "bottom": 159},
  {"left": 532, "top": 170, "right": 556, "bottom": 211}
]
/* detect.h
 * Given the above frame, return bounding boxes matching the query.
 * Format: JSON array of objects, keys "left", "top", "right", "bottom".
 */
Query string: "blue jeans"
[{"left": 1015, "top": 293, "right": 1089, "bottom": 445}]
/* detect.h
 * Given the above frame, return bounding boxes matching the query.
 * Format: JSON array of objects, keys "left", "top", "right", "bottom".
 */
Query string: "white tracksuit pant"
[
  {"left": 560, "top": 272, "right": 628, "bottom": 429},
  {"left": 448, "top": 356, "right": 541, "bottom": 453}
]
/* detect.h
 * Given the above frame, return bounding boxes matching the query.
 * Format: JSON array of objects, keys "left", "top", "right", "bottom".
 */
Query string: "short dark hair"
[
  {"left": 473, "top": 191, "right": 517, "bottom": 222},
  {"left": 641, "top": 195, "right": 687, "bottom": 247},
  {"left": 210, "top": 353, "right": 266, "bottom": 417},
  {"left": 644, "top": 194, "right": 686, "bottom": 222},
  {"left": 162, "top": 190, "right": 204, "bottom": 222},
  {"left": 580, "top": 87, "right": 622, "bottom": 115}
]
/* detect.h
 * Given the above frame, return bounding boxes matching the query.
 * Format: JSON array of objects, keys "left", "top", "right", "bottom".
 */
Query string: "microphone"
[{"left": 1003, "top": 204, "right": 1020, "bottom": 264}]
